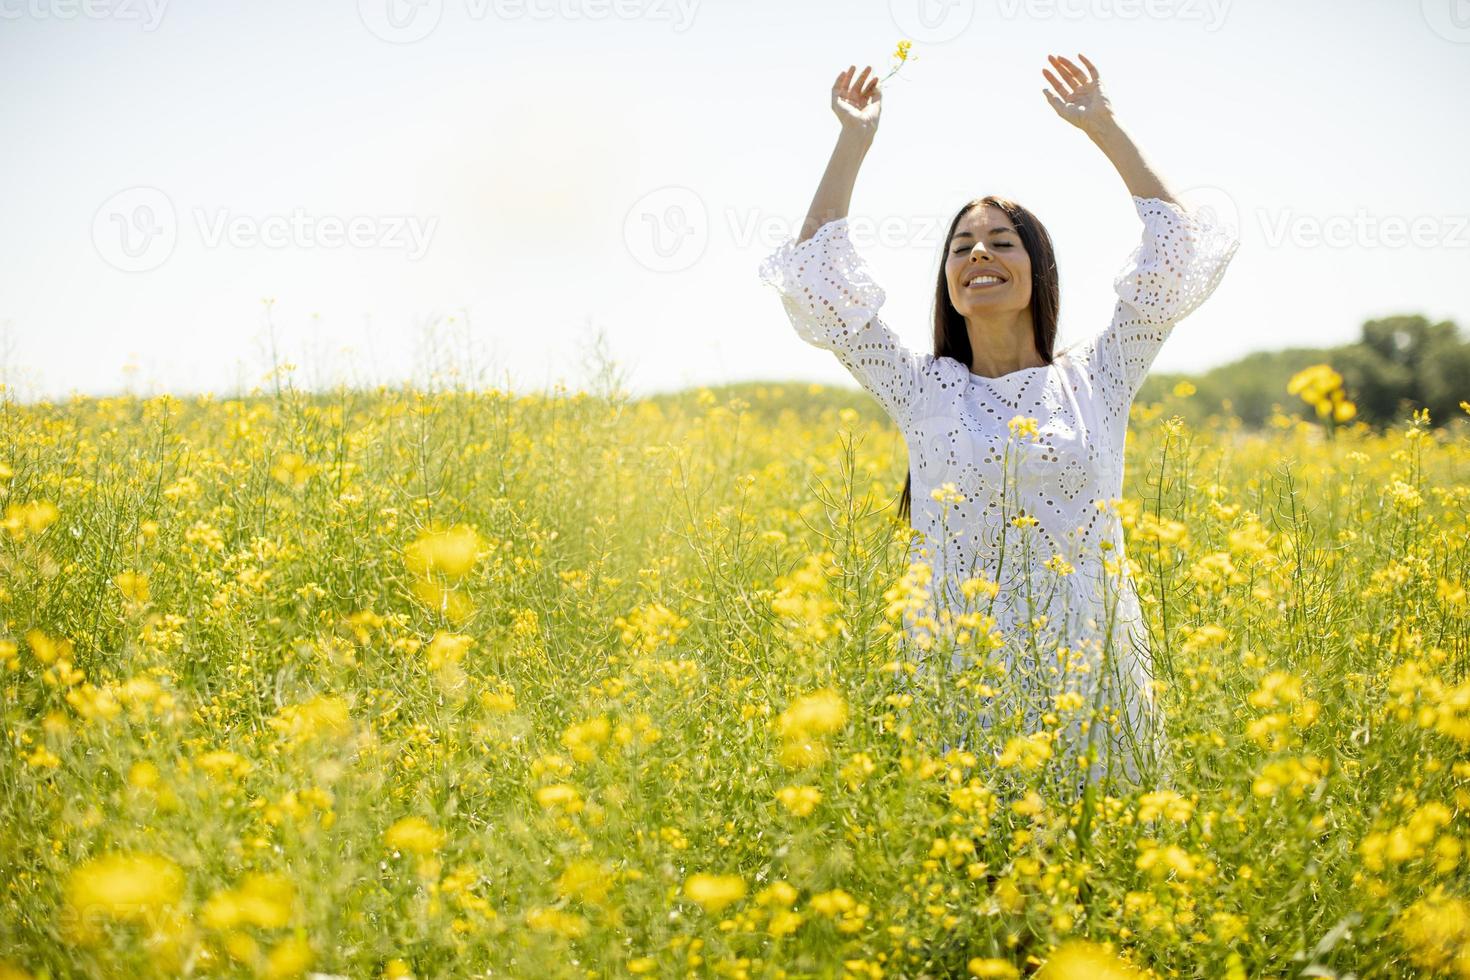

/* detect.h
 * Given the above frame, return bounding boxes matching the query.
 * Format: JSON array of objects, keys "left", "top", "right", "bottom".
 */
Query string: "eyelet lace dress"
[{"left": 757, "top": 196, "right": 1240, "bottom": 796}]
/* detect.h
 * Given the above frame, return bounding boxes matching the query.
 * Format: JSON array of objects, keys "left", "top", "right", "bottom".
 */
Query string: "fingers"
[
  {"left": 834, "top": 64, "right": 879, "bottom": 107},
  {"left": 1049, "top": 54, "right": 1087, "bottom": 88},
  {"left": 1052, "top": 52, "right": 1098, "bottom": 88},
  {"left": 1042, "top": 67, "right": 1071, "bottom": 100},
  {"left": 835, "top": 65, "right": 874, "bottom": 88}
]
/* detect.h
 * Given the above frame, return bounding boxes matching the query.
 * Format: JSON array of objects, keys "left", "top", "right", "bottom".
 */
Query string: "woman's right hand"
[{"left": 831, "top": 65, "right": 881, "bottom": 140}]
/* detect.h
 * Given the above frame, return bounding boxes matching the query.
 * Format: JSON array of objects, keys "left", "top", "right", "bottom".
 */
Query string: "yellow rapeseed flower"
[
  {"left": 1247, "top": 670, "right": 1303, "bottom": 708},
  {"left": 384, "top": 816, "right": 445, "bottom": 855},
  {"left": 267, "top": 695, "right": 352, "bottom": 747},
  {"left": 776, "top": 785, "right": 822, "bottom": 817},
  {"left": 424, "top": 631, "right": 473, "bottom": 670},
  {"left": 525, "top": 906, "right": 589, "bottom": 938},
  {"left": 269, "top": 452, "right": 314, "bottom": 489},
  {"left": 778, "top": 738, "right": 830, "bottom": 769},
  {"left": 64, "top": 852, "right": 184, "bottom": 937},
  {"left": 1135, "top": 841, "right": 1199, "bottom": 881},
  {"left": 1137, "top": 790, "right": 1195, "bottom": 824},
  {"left": 555, "top": 859, "right": 613, "bottom": 906},
  {"left": 1394, "top": 888, "right": 1470, "bottom": 976},
  {"left": 25, "top": 629, "right": 73, "bottom": 667},
  {"left": 683, "top": 873, "right": 747, "bottom": 913},
  {"left": 113, "top": 570, "right": 151, "bottom": 604},
  {"left": 195, "top": 750, "right": 252, "bottom": 781},
  {"left": 613, "top": 601, "right": 691, "bottom": 655},
  {"left": 202, "top": 873, "right": 296, "bottom": 930},
  {"left": 932, "top": 482, "right": 966, "bottom": 505},
  {"left": 561, "top": 715, "right": 612, "bottom": 763},
  {"left": 3, "top": 500, "right": 59, "bottom": 540},
  {"left": 1008, "top": 415, "right": 1039, "bottom": 440},
  {"left": 840, "top": 752, "right": 876, "bottom": 790},
  {"left": 1036, "top": 939, "right": 1143, "bottom": 978},
  {"left": 535, "top": 783, "right": 584, "bottom": 814},
  {"left": 997, "top": 732, "right": 1053, "bottom": 771},
  {"left": 263, "top": 936, "right": 314, "bottom": 979},
  {"left": 775, "top": 689, "right": 848, "bottom": 740},
  {"left": 403, "top": 524, "right": 483, "bottom": 581},
  {"left": 881, "top": 39, "right": 917, "bottom": 82},
  {"left": 480, "top": 686, "right": 517, "bottom": 713}
]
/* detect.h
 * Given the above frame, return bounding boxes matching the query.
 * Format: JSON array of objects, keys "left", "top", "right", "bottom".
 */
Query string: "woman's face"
[{"left": 945, "top": 204, "right": 1033, "bottom": 318}]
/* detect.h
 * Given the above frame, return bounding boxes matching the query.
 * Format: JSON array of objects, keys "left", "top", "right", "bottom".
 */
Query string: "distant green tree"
[
  {"left": 1335, "top": 316, "right": 1466, "bottom": 426},
  {"left": 1138, "top": 314, "right": 1466, "bottom": 431}
]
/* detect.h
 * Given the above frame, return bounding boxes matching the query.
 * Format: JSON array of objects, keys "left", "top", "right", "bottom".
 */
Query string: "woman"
[{"left": 757, "top": 55, "right": 1239, "bottom": 798}]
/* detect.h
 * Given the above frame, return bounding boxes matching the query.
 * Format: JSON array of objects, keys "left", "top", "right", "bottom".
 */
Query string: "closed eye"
[{"left": 952, "top": 242, "right": 1015, "bottom": 254}]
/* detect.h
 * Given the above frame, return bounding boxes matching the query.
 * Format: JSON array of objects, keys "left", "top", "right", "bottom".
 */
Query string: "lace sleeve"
[
  {"left": 758, "top": 217, "right": 939, "bottom": 429},
  {"left": 1087, "top": 195, "right": 1240, "bottom": 409}
]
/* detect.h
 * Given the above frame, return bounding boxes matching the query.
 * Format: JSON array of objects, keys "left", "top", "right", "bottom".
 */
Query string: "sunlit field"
[{"left": 1, "top": 372, "right": 1467, "bottom": 979}]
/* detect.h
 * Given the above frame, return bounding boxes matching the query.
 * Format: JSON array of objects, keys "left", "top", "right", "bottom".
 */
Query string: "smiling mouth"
[{"left": 965, "top": 275, "right": 1007, "bottom": 289}]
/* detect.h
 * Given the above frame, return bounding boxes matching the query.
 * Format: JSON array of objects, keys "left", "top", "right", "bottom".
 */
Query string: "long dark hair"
[{"left": 897, "top": 196, "right": 1061, "bottom": 525}]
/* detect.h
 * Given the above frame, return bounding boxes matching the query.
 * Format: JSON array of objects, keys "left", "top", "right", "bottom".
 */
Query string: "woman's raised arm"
[
  {"left": 798, "top": 66, "right": 882, "bottom": 244},
  {"left": 1042, "top": 52, "right": 1175, "bottom": 206},
  {"left": 758, "top": 64, "right": 962, "bottom": 430},
  {"left": 1040, "top": 53, "right": 1240, "bottom": 418}
]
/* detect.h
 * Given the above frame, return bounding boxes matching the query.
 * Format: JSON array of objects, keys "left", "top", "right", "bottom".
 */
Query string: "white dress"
[{"left": 757, "top": 195, "right": 1240, "bottom": 796}]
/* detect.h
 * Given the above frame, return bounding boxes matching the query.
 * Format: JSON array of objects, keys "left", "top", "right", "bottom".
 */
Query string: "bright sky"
[{"left": 2, "top": 0, "right": 1468, "bottom": 402}]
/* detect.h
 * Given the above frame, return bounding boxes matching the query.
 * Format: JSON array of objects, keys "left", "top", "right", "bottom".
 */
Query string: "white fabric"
[{"left": 757, "top": 196, "right": 1240, "bottom": 794}]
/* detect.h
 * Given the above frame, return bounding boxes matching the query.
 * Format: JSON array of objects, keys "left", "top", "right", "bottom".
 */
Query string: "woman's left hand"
[{"left": 1041, "top": 53, "right": 1116, "bottom": 135}]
